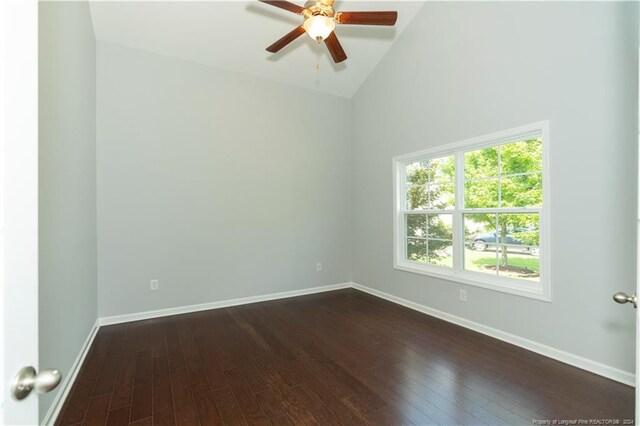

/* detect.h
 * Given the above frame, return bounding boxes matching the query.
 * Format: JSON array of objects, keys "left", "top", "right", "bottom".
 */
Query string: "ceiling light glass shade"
[{"left": 303, "top": 15, "right": 336, "bottom": 41}]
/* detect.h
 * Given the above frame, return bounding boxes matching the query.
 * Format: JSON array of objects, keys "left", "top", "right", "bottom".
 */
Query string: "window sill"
[{"left": 394, "top": 261, "right": 551, "bottom": 302}]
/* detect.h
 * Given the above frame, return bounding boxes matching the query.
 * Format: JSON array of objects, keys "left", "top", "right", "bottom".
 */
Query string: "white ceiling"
[{"left": 89, "top": 1, "right": 425, "bottom": 98}]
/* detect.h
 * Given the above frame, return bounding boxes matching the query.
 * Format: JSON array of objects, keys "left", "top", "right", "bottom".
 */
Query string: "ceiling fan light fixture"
[{"left": 303, "top": 15, "right": 335, "bottom": 42}]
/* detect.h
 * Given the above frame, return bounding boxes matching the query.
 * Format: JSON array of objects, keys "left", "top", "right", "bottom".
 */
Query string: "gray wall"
[
  {"left": 39, "top": 2, "right": 97, "bottom": 422},
  {"left": 351, "top": 2, "right": 639, "bottom": 373},
  {"left": 96, "top": 42, "right": 352, "bottom": 317}
]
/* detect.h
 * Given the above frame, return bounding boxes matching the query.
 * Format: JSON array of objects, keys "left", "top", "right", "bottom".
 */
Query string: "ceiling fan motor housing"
[{"left": 302, "top": 1, "right": 335, "bottom": 20}]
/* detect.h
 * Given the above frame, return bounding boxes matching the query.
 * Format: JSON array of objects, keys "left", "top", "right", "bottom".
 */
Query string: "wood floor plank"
[
  {"left": 254, "top": 383, "right": 317, "bottom": 426},
  {"left": 153, "top": 355, "right": 177, "bottom": 426},
  {"left": 130, "top": 350, "right": 152, "bottom": 423},
  {"left": 135, "top": 322, "right": 154, "bottom": 353},
  {"left": 223, "top": 368, "right": 270, "bottom": 425},
  {"left": 170, "top": 367, "right": 200, "bottom": 426},
  {"left": 110, "top": 348, "right": 137, "bottom": 410},
  {"left": 237, "top": 363, "right": 269, "bottom": 395},
  {"left": 195, "top": 334, "right": 229, "bottom": 391},
  {"left": 212, "top": 387, "right": 248, "bottom": 426},
  {"left": 93, "top": 349, "right": 121, "bottom": 396},
  {"left": 165, "top": 322, "right": 186, "bottom": 372},
  {"left": 290, "top": 364, "right": 367, "bottom": 425},
  {"left": 105, "top": 406, "right": 130, "bottom": 426},
  {"left": 91, "top": 327, "right": 119, "bottom": 355},
  {"left": 254, "top": 390, "right": 288, "bottom": 422},
  {"left": 192, "top": 389, "right": 223, "bottom": 426},
  {"left": 151, "top": 321, "right": 169, "bottom": 358},
  {"left": 57, "top": 289, "right": 635, "bottom": 426},
  {"left": 82, "top": 394, "right": 112, "bottom": 426},
  {"left": 129, "top": 418, "right": 152, "bottom": 426}
]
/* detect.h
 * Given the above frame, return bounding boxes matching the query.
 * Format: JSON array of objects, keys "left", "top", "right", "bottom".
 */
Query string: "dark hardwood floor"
[{"left": 55, "top": 288, "right": 634, "bottom": 426}]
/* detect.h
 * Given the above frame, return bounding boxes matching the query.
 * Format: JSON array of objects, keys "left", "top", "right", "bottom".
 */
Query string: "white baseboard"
[
  {"left": 352, "top": 282, "right": 635, "bottom": 387},
  {"left": 41, "top": 319, "right": 100, "bottom": 426},
  {"left": 99, "top": 282, "right": 353, "bottom": 326}
]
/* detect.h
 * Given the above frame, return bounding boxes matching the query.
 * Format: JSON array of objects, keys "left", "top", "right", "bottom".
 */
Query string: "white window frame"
[{"left": 393, "top": 121, "right": 551, "bottom": 301}]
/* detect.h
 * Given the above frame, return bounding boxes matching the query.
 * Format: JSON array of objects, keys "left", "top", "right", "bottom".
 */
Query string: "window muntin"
[{"left": 394, "top": 123, "right": 549, "bottom": 300}]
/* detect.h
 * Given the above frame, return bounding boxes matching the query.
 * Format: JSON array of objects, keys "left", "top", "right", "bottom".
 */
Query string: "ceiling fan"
[{"left": 258, "top": 0, "right": 398, "bottom": 63}]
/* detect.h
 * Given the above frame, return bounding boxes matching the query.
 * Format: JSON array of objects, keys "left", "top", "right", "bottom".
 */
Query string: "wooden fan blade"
[
  {"left": 258, "top": 0, "right": 304, "bottom": 14},
  {"left": 335, "top": 11, "right": 398, "bottom": 26},
  {"left": 324, "top": 32, "right": 347, "bottom": 63},
  {"left": 266, "top": 26, "right": 306, "bottom": 53}
]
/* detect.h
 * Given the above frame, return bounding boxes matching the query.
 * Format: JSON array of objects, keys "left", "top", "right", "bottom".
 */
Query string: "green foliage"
[
  {"left": 471, "top": 253, "right": 539, "bottom": 273},
  {"left": 516, "top": 230, "right": 539, "bottom": 247},
  {"left": 464, "top": 146, "right": 498, "bottom": 181}
]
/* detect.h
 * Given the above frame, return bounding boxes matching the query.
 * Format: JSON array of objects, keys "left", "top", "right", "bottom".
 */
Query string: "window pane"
[
  {"left": 496, "top": 213, "right": 539, "bottom": 245},
  {"left": 428, "top": 182, "right": 455, "bottom": 209},
  {"left": 464, "top": 178, "right": 498, "bottom": 208},
  {"left": 500, "top": 173, "right": 542, "bottom": 208},
  {"left": 464, "top": 246, "right": 498, "bottom": 276},
  {"left": 428, "top": 240, "right": 452, "bottom": 267},
  {"left": 407, "top": 238, "right": 426, "bottom": 263},
  {"left": 496, "top": 213, "right": 540, "bottom": 281},
  {"left": 406, "top": 214, "right": 426, "bottom": 238},
  {"left": 464, "top": 214, "right": 498, "bottom": 275},
  {"left": 405, "top": 161, "right": 429, "bottom": 185},
  {"left": 465, "top": 146, "right": 499, "bottom": 181},
  {"left": 496, "top": 245, "right": 539, "bottom": 281},
  {"left": 406, "top": 157, "right": 454, "bottom": 186},
  {"left": 405, "top": 156, "right": 455, "bottom": 210},
  {"left": 430, "top": 155, "right": 455, "bottom": 183},
  {"left": 427, "top": 214, "right": 452, "bottom": 240},
  {"left": 406, "top": 184, "right": 427, "bottom": 210},
  {"left": 464, "top": 213, "right": 495, "bottom": 247},
  {"left": 500, "top": 138, "right": 542, "bottom": 175},
  {"left": 463, "top": 213, "right": 540, "bottom": 279},
  {"left": 465, "top": 139, "right": 543, "bottom": 210}
]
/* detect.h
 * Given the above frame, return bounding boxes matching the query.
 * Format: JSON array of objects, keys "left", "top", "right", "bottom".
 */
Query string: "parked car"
[{"left": 468, "top": 228, "right": 540, "bottom": 256}]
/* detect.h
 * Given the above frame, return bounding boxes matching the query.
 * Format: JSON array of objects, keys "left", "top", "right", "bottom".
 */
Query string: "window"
[{"left": 393, "top": 122, "right": 550, "bottom": 300}]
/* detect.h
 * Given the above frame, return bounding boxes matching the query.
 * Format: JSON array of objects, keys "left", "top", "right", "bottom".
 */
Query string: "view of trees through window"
[{"left": 404, "top": 137, "right": 543, "bottom": 282}]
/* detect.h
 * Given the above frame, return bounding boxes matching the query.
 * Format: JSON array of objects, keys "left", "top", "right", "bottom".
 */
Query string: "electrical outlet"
[
  {"left": 459, "top": 289, "right": 467, "bottom": 302},
  {"left": 316, "top": 262, "right": 323, "bottom": 272},
  {"left": 150, "top": 279, "right": 159, "bottom": 291}
]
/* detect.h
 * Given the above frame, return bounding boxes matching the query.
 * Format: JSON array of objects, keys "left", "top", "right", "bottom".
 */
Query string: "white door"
[
  {"left": 1, "top": 0, "right": 43, "bottom": 423},
  {"left": 637, "top": 27, "right": 640, "bottom": 425},
  {"left": 637, "top": 12, "right": 640, "bottom": 423}
]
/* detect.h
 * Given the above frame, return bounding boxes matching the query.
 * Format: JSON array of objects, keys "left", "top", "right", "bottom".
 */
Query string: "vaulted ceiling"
[{"left": 88, "top": 1, "right": 425, "bottom": 98}]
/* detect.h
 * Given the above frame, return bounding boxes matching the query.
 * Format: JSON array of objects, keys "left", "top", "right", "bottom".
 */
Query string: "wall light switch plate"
[
  {"left": 316, "top": 263, "right": 323, "bottom": 272},
  {"left": 459, "top": 289, "right": 467, "bottom": 302},
  {"left": 150, "top": 279, "right": 159, "bottom": 291}
]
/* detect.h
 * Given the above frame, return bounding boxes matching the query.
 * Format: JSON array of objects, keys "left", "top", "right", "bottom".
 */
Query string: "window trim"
[{"left": 392, "top": 121, "right": 551, "bottom": 302}]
